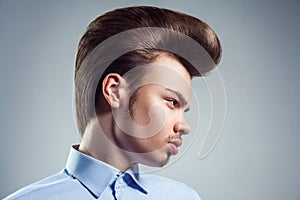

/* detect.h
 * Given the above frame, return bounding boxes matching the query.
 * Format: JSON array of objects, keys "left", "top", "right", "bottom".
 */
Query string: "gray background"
[{"left": 1, "top": 0, "right": 300, "bottom": 199}]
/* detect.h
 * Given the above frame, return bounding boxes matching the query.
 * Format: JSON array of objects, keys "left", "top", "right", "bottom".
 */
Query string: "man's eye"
[{"left": 166, "top": 99, "right": 178, "bottom": 107}]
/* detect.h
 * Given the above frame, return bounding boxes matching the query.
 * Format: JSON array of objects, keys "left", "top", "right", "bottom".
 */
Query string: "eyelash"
[{"left": 166, "top": 98, "right": 179, "bottom": 108}]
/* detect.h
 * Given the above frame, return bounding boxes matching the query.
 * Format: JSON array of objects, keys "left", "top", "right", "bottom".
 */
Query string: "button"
[{"left": 118, "top": 178, "right": 123, "bottom": 184}]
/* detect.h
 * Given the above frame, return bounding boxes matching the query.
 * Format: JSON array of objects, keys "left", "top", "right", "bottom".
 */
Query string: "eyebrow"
[{"left": 165, "top": 88, "right": 190, "bottom": 112}]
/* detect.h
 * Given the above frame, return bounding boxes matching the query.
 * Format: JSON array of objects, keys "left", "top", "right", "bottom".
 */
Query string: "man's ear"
[{"left": 102, "top": 73, "right": 126, "bottom": 108}]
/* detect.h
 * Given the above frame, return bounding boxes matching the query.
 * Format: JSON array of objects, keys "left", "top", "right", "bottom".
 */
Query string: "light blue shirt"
[{"left": 5, "top": 145, "right": 201, "bottom": 200}]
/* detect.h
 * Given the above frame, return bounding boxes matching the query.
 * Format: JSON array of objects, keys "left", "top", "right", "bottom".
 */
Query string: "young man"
[{"left": 5, "top": 6, "right": 221, "bottom": 200}]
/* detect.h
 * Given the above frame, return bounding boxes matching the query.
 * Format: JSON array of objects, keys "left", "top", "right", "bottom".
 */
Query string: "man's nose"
[{"left": 173, "top": 118, "right": 190, "bottom": 136}]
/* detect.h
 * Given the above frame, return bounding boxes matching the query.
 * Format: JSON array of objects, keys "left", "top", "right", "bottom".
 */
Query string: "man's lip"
[{"left": 168, "top": 139, "right": 182, "bottom": 148}]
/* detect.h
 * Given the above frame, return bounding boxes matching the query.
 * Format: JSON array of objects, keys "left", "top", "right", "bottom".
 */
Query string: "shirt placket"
[{"left": 110, "top": 172, "right": 124, "bottom": 200}]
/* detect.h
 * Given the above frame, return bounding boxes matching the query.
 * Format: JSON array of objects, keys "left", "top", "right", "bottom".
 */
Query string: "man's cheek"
[{"left": 138, "top": 104, "right": 167, "bottom": 138}]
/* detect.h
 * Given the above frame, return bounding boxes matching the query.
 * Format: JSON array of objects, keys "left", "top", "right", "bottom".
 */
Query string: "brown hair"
[{"left": 75, "top": 6, "right": 222, "bottom": 136}]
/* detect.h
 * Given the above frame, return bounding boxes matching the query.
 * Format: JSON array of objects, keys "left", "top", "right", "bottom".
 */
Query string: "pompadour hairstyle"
[{"left": 75, "top": 6, "right": 222, "bottom": 136}]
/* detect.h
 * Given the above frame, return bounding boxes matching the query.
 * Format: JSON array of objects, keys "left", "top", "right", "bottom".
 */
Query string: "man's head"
[
  {"left": 74, "top": 6, "right": 221, "bottom": 167},
  {"left": 75, "top": 6, "right": 221, "bottom": 135}
]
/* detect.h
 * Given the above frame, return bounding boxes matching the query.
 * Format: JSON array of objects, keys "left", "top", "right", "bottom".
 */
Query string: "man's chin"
[{"left": 137, "top": 151, "right": 171, "bottom": 168}]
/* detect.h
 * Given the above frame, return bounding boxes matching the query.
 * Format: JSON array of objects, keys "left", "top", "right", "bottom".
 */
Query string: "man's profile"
[{"left": 5, "top": 6, "right": 221, "bottom": 200}]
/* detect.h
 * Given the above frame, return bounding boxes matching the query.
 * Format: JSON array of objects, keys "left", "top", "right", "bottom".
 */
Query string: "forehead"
[{"left": 143, "top": 54, "right": 192, "bottom": 100}]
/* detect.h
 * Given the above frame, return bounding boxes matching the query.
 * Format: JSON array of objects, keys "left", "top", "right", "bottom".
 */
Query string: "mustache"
[{"left": 168, "top": 134, "right": 182, "bottom": 141}]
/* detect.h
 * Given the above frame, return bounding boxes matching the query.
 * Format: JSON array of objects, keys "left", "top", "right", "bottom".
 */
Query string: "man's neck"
[{"left": 79, "top": 116, "right": 135, "bottom": 172}]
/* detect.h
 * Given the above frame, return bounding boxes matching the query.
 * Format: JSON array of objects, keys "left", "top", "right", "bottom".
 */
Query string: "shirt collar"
[{"left": 65, "top": 145, "right": 147, "bottom": 197}]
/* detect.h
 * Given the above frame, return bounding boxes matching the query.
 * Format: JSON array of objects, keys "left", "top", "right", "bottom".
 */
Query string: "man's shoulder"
[
  {"left": 4, "top": 170, "right": 82, "bottom": 200},
  {"left": 140, "top": 173, "right": 201, "bottom": 200},
  {"left": 141, "top": 172, "right": 194, "bottom": 189}
]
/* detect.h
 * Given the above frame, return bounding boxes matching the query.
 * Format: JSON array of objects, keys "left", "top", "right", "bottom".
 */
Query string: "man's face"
[{"left": 115, "top": 54, "right": 192, "bottom": 167}]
